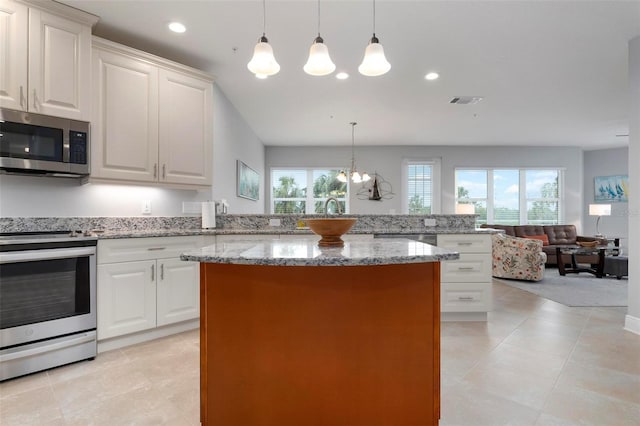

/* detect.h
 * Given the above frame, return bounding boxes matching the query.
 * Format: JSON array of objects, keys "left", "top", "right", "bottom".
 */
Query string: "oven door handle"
[
  {"left": 0, "top": 247, "right": 96, "bottom": 264},
  {"left": 0, "top": 332, "right": 95, "bottom": 363}
]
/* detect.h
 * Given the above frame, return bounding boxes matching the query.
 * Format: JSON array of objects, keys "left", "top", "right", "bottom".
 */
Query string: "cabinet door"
[
  {"left": 28, "top": 8, "right": 91, "bottom": 120},
  {"left": 97, "top": 260, "right": 157, "bottom": 340},
  {"left": 91, "top": 47, "right": 159, "bottom": 182},
  {"left": 158, "top": 69, "right": 212, "bottom": 186},
  {"left": 0, "top": 0, "right": 28, "bottom": 110},
  {"left": 156, "top": 258, "right": 199, "bottom": 326}
]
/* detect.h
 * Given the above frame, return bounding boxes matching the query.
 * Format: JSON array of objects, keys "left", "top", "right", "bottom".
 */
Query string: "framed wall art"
[
  {"left": 594, "top": 175, "right": 628, "bottom": 203},
  {"left": 237, "top": 160, "right": 260, "bottom": 201}
]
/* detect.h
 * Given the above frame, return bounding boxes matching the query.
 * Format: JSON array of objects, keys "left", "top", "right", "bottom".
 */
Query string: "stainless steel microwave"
[{"left": 0, "top": 108, "right": 90, "bottom": 177}]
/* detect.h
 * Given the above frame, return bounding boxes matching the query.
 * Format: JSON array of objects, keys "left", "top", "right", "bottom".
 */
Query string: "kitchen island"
[{"left": 181, "top": 236, "right": 458, "bottom": 426}]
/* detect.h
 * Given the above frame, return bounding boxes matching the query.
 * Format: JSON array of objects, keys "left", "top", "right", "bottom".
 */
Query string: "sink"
[{"left": 304, "top": 218, "right": 357, "bottom": 247}]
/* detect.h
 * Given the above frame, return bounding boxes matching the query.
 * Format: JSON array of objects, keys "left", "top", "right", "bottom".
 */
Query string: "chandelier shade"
[
  {"left": 303, "top": 36, "right": 336, "bottom": 76},
  {"left": 358, "top": 36, "right": 391, "bottom": 76},
  {"left": 339, "top": 122, "right": 371, "bottom": 184},
  {"left": 247, "top": 36, "right": 280, "bottom": 76}
]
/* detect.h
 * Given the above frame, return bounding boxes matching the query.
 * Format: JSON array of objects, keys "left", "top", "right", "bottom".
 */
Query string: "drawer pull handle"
[
  {"left": 147, "top": 247, "right": 166, "bottom": 251},
  {"left": 457, "top": 242, "right": 473, "bottom": 246},
  {"left": 458, "top": 296, "right": 474, "bottom": 301},
  {"left": 457, "top": 267, "right": 474, "bottom": 271},
  {"left": 151, "top": 264, "right": 155, "bottom": 281}
]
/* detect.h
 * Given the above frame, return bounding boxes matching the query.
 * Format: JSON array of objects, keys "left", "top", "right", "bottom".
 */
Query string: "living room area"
[{"left": 476, "top": 146, "right": 630, "bottom": 308}]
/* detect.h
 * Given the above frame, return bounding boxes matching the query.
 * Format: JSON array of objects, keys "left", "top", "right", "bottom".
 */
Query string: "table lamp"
[
  {"left": 455, "top": 203, "right": 475, "bottom": 214},
  {"left": 589, "top": 204, "right": 611, "bottom": 237}
]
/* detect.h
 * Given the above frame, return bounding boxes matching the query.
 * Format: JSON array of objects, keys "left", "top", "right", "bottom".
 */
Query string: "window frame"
[
  {"left": 454, "top": 167, "right": 564, "bottom": 225},
  {"left": 402, "top": 158, "right": 441, "bottom": 214},
  {"left": 270, "top": 167, "right": 350, "bottom": 214}
]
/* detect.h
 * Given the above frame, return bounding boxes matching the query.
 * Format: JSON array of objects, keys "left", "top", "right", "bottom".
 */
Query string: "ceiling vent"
[{"left": 450, "top": 96, "right": 483, "bottom": 105}]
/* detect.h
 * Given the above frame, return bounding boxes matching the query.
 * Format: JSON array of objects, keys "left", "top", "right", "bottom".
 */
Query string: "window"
[
  {"left": 271, "top": 168, "right": 348, "bottom": 214},
  {"left": 455, "top": 168, "right": 562, "bottom": 225},
  {"left": 403, "top": 159, "right": 440, "bottom": 214}
]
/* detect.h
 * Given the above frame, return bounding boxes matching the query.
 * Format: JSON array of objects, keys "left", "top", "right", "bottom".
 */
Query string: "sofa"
[
  {"left": 481, "top": 224, "right": 605, "bottom": 265},
  {"left": 491, "top": 233, "right": 547, "bottom": 281}
]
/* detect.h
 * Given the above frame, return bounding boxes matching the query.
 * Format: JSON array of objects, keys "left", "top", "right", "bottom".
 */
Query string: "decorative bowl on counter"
[
  {"left": 576, "top": 240, "right": 599, "bottom": 248},
  {"left": 304, "top": 218, "right": 357, "bottom": 247}
]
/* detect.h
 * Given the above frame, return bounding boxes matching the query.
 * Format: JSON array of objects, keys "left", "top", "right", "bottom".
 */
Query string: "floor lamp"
[{"left": 589, "top": 204, "right": 611, "bottom": 238}]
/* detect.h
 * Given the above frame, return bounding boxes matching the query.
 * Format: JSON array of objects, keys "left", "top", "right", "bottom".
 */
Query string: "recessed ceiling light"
[
  {"left": 425, "top": 72, "right": 439, "bottom": 80},
  {"left": 336, "top": 72, "right": 349, "bottom": 80},
  {"left": 168, "top": 22, "right": 186, "bottom": 33}
]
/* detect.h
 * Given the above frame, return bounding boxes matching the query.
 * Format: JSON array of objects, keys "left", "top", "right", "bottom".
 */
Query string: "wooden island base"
[{"left": 199, "top": 262, "right": 441, "bottom": 426}]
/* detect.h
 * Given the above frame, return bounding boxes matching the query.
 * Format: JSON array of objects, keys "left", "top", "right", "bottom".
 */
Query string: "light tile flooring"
[{"left": 1, "top": 280, "right": 639, "bottom": 425}]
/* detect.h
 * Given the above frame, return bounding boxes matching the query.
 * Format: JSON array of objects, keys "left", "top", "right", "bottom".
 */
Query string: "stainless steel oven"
[{"left": 0, "top": 232, "right": 97, "bottom": 381}]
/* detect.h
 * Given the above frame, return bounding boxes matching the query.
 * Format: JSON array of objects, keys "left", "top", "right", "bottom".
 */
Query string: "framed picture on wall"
[
  {"left": 237, "top": 160, "right": 260, "bottom": 201},
  {"left": 594, "top": 175, "right": 628, "bottom": 202}
]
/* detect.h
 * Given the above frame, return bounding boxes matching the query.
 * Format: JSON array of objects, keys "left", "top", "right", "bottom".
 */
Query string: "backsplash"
[{"left": 0, "top": 214, "right": 477, "bottom": 234}]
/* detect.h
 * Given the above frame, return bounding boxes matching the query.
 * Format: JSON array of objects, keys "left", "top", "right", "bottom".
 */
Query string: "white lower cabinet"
[
  {"left": 97, "top": 236, "right": 201, "bottom": 342},
  {"left": 437, "top": 234, "right": 492, "bottom": 321}
]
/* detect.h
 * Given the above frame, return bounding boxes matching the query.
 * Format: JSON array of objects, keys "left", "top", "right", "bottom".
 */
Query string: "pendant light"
[
  {"left": 303, "top": 0, "right": 335, "bottom": 76},
  {"left": 358, "top": 0, "right": 391, "bottom": 77},
  {"left": 338, "top": 122, "right": 371, "bottom": 183},
  {"left": 247, "top": 0, "right": 280, "bottom": 77}
]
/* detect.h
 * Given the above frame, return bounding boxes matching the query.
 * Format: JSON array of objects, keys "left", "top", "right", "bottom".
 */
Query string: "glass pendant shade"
[
  {"left": 247, "top": 36, "right": 280, "bottom": 76},
  {"left": 361, "top": 172, "right": 371, "bottom": 182},
  {"left": 303, "top": 37, "right": 336, "bottom": 76},
  {"left": 336, "top": 171, "right": 348, "bottom": 183},
  {"left": 358, "top": 36, "right": 391, "bottom": 76}
]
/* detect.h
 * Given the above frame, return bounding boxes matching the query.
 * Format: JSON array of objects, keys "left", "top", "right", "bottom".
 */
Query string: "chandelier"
[
  {"left": 337, "top": 122, "right": 370, "bottom": 184},
  {"left": 248, "top": 0, "right": 390, "bottom": 78}
]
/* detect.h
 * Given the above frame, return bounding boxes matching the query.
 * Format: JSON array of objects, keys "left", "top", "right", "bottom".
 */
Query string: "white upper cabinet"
[
  {"left": 0, "top": 0, "right": 96, "bottom": 120},
  {"left": 91, "top": 47, "right": 159, "bottom": 182},
  {"left": 91, "top": 37, "right": 214, "bottom": 188},
  {"left": 159, "top": 69, "right": 213, "bottom": 186},
  {"left": 0, "top": 0, "right": 28, "bottom": 110}
]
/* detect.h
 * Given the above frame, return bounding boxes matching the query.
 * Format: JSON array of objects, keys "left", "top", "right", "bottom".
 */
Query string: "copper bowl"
[
  {"left": 577, "top": 240, "right": 598, "bottom": 248},
  {"left": 304, "top": 218, "right": 357, "bottom": 247}
]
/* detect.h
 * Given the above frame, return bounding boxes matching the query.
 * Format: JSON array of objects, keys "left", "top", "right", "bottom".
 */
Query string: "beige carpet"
[{"left": 494, "top": 270, "right": 628, "bottom": 307}]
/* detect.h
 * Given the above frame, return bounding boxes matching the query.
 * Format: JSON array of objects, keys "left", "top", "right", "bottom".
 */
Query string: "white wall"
[
  {"left": 211, "top": 85, "right": 264, "bottom": 214},
  {"left": 626, "top": 36, "right": 640, "bottom": 334},
  {"left": 0, "top": 85, "right": 264, "bottom": 217},
  {"left": 582, "top": 147, "right": 629, "bottom": 244},
  {"left": 266, "top": 145, "right": 585, "bottom": 228}
]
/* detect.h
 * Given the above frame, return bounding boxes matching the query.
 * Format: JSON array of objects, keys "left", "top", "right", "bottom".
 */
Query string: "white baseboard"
[
  {"left": 97, "top": 319, "right": 199, "bottom": 353},
  {"left": 624, "top": 314, "right": 640, "bottom": 335}
]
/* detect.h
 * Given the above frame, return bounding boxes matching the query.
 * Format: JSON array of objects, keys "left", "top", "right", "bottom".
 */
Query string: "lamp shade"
[
  {"left": 455, "top": 203, "right": 475, "bottom": 214},
  {"left": 589, "top": 204, "right": 611, "bottom": 216},
  {"left": 247, "top": 38, "right": 280, "bottom": 76},
  {"left": 304, "top": 37, "right": 335, "bottom": 76},
  {"left": 358, "top": 38, "right": 391, "bottom": 76}
]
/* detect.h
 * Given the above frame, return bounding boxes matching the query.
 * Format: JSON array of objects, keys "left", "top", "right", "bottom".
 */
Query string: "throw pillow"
[{"left": 523, "top": 234, "right": 549, "bottom": 246}]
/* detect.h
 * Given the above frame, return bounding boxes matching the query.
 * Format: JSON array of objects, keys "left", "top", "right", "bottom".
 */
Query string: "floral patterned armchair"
[{"left": 491, "top": 233, "right": 547, "bottom": 281}]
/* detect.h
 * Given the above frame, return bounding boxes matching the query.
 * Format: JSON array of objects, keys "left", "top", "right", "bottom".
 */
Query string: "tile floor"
[{"left": 1, "top": 280, "right": 639, "bottom": 425}]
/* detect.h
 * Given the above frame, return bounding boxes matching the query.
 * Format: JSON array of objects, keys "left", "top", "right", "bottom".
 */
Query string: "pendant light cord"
[
  {"left": 262, "top": 0, "right": 266, "bottom": 36},
  {"left": 350, "top": 122, "right": 357, "bottom": 170},
  {"left": 372, "top": 0, "right": 376, "bottom": 35},
  {"left": 317, "top": 0, "right": 321, "bottom": 37}
]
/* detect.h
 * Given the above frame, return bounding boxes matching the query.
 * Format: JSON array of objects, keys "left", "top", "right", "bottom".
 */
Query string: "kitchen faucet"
[{"left": 324, "top": 197, "right": 343, "bottom": 215}]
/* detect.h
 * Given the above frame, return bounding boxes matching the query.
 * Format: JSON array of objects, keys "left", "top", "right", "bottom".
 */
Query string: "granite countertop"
[
  {"left": 95, "top": 227, "right": 500, "bottom": 239},
  {"left": 180, "top": 237, "right": 460, "bottom": 267}
]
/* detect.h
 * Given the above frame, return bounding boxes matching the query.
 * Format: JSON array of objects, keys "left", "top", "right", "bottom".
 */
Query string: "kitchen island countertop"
[{"left": 181, "top": 236, "right": 459, "bottom": 266}]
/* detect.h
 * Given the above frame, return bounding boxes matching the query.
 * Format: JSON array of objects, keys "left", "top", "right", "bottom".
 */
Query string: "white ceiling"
[{"left": 60, "top": 0, "right": 640, "bottom": 150}]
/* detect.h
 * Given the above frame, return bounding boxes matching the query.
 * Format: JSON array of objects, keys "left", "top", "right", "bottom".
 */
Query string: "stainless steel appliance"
[
  {"left": 0, "top": 231, "right": 97, "bottom": 381},
  {"left": 0, "top": 107, "right": 90, "bottom": 177}
]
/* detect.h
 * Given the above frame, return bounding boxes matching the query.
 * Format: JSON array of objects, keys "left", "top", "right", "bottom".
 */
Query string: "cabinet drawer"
[
  {"left": 98, "top": 236, "right": 204, "bottom": 264},
  {"left": 437, "top": 234, "right": 491, "bottom": 253},
  {"left": 441, "top": 282, "right": 492, "bottom": 312},
  {"left": 440, "top": 253, "right": 491, "bottom": 282}
]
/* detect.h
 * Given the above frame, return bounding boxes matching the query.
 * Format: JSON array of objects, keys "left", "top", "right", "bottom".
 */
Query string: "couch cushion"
[
  {"left": 543, "top": 225, "right": 578, "bottom": 245},
  {"left": 514, "top": 225, "right": 545, "bottom": 238},
  {"left": 523, "top": 234, "right": 549, "bottom": 246}
]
